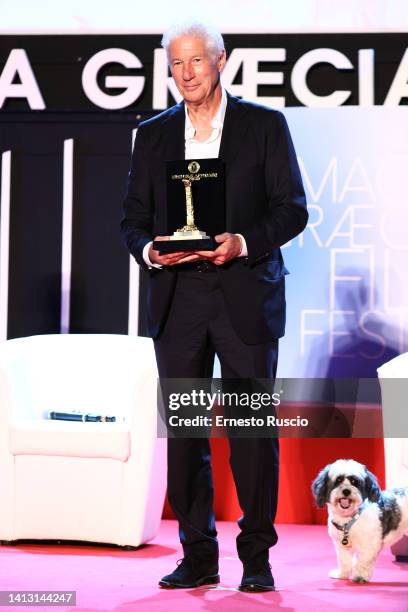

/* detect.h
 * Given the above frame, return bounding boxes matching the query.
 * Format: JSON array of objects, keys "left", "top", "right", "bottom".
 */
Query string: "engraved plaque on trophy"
[{"left": 152, "top": 158, "right": 225, "bottom": 254}]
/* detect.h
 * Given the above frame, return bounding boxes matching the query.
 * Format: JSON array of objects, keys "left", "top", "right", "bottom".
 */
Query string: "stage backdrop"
[
  {"left": 2, "top": 32, "right": 407, "bottom": 523},
  {"left": 280, "top": 107, "right": 408, "bottom": 378}
]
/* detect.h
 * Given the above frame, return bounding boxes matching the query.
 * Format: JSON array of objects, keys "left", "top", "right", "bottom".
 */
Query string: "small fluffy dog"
[{"left": 312, "top": 459, "right": 408, "bottom": 582}]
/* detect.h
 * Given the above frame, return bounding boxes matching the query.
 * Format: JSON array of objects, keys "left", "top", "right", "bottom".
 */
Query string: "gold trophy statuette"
[
  {"left": 153, "top": 159, "right": 219, "bottom": 253},
  {"left": 170, "top": 161, "right": 210, "bottom": 241}
]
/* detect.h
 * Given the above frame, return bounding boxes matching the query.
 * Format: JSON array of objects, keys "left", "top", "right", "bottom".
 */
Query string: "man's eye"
[
  {"left": 173, "top": 61, "right": 182, "bottom": 67},
  {"left": 192, "top": 58, "right": 201, "bottom": 63}
]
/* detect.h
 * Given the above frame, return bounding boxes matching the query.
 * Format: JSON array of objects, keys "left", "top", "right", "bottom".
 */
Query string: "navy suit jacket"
[{"left": 121, "top": 93, "right": 308, "bottom": 344}]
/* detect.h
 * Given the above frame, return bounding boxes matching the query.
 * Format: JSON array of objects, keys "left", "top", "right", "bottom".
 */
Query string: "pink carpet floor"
[{"left": 0, "top": 521, "right": 407, "bottom": 611}]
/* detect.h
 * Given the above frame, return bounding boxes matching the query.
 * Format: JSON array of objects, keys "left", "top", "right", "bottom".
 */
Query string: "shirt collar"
[{"left": 185, "top": 87, "right": 227, "bottom": 141}]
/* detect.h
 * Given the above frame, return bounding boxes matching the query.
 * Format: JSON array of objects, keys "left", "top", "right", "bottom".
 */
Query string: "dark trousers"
[{"left": 154, "top": 267, "right": 279, "bottom": 563}]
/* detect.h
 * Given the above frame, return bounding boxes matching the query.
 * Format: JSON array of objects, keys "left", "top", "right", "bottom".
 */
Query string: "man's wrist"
[
  {"left": 235, "top": 233, "right": 248, "bottom": 257},
  {"left": 143, "top": 241, "right": 162, "bottom": 269}
]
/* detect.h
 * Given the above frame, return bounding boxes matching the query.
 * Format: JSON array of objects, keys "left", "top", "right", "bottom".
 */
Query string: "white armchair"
[
  {"left": 378, "top": 352, "right": 408, "bottom": 560},
  {"left": 0, "top": 334, "right": 166, "bottom": 548}
]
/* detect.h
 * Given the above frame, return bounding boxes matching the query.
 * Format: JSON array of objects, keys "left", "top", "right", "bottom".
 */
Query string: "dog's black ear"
[
  {"left": 312, "top": 465, "right": 331, "bottom": 507},
  {"left": 364, "top": 468, "right": 381, "bottom": 502}
]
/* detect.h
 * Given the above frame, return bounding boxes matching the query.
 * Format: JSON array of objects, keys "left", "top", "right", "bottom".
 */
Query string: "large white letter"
[
  {"left": 384, "top": 48, "right": 408, "bottom": 105},
  {"left": 338, "top": 158, "right": 376, "bottom": 203},
  {"left": 329, "top": 248, "right": 372, "bottom": 309},
  {"left": 298, "top": 156, "right": 337, "bottom": 203},
  {"left": 291, "top": 49, "right": 352, "bottom": 107},
  {"left": 300, "top": 310, "right": 326, "bottom": 355},
  {"left": 222, "top": 48, "right": 286, "bottom": 107},
  {"left": 152, "top": 48, "right": 181, "bottom": 110},
  {"left": 358, "top": 49, "right": 374, "bottom": 106},
  {"left": 0, "top": 49, "right": 45, "bottom": 109},
  {"left": 82, "top": 48, "right": 145, "bottom": 110}
]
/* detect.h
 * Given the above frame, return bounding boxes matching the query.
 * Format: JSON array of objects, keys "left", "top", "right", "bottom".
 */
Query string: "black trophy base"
[{"left": 153, "top": 237, "right": 217, "bottom": 254}]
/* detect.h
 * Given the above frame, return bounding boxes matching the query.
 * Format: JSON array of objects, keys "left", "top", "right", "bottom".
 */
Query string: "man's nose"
[{"left": 182, "top": 63, "right": 193, "bottom": 80}]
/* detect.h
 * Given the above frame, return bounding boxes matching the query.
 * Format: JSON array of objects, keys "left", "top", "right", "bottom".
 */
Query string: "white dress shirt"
[
  {"left": 143, "top": 88, "right": 247, "bottom": 266},
  {"left": 185, "top": 85, "right": 227, "bottom": 160}
]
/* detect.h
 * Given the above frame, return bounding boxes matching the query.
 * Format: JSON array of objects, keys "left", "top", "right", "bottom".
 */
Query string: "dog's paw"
[
  {"left": 329, "top": 568, "right": 350, "bottom": 579},
  {"left": 351, "top": 575, "right": 369, "bottom": 583}
]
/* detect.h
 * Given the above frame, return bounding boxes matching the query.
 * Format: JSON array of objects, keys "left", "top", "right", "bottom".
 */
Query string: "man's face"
[{"left": 169, "top": 35, "right": 225, "bottom": 105}]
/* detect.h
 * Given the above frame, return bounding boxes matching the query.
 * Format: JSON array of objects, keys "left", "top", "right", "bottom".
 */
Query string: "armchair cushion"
[{"left": 9, "top": 419, "right": 131, "bottom": 461}]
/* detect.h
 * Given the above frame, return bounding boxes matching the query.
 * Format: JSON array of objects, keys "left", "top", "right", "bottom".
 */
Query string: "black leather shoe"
[
  {"left": 239, "top": 560, "right": 275, "bottom": 592},
  {"left": 159, "top": 556, "right": 220, "bottom": 589}
]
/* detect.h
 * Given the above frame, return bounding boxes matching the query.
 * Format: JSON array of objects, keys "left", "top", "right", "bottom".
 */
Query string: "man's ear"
[{"left": 218, "top": 49, "right": 226, "bottom": 72}]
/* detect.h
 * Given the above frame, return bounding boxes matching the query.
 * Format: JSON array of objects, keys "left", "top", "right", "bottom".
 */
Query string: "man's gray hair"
[{"left": 161, "top": 21, "right": 225, "bottom": 61}]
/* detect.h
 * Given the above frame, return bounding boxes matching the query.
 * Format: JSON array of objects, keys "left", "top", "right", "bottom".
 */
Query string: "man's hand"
[
  {"left": 195, "top": 233, "right": 243, "bottom": 265},
  {"left": 149, "top": 233, "right": 243, "bottom": 266},
  {"left": 149, "top": 236, "right": 201, "bottom": 266}
]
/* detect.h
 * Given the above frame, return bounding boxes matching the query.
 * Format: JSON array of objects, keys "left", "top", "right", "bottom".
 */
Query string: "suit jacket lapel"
[
  {"left": 219, "top": 93, "right": 249, "bottom": 176},
  {"left": 162, "top": 101, "right": 185, "bottom": 160},
  {"left": 219, "top": 93, "right": 250, "bottom": 228}
]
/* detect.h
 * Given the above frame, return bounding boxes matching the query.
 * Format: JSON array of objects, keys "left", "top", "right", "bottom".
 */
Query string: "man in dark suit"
[{"left": 121, "top": 21, "right": 307, "bottom": 592}]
